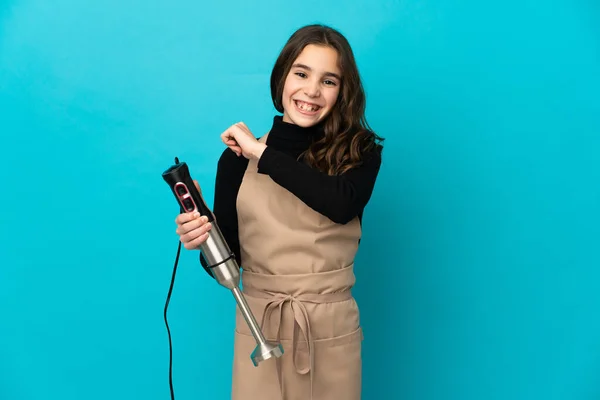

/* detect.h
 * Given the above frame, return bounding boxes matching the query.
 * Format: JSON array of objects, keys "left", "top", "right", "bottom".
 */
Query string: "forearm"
[
  {"left": 256, "top": 146, "right": 381, "bottom": 224},
  {"left": 199, "top": 148, "right": 246, "bottom": 276}
]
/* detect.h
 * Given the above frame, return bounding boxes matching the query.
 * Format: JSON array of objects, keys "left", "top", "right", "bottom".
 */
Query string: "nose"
[{"left": 303, "top": 78, "right": 320, "bottom": 98}]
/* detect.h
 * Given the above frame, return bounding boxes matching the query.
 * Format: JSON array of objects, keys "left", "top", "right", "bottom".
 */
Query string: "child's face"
[{"left": 281, "top": 44, "right": 341, "bottom": 127}]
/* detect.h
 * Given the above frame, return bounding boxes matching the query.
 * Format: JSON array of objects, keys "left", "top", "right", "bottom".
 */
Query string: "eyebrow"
[{"left": 292, "top": 63, "right": 342, "bottom": 81}]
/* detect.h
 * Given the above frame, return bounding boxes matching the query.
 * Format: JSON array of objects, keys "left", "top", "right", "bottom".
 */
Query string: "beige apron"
[{"left": 231, "top": 134, "right": 364, "bottom": 400}]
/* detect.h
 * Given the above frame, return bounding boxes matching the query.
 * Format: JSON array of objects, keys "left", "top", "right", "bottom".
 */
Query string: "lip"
[
  {"left": 294, "top": 99, "right": 321, "bottom": 107},
  {"left": 293, "top": 99, "right": 322, "bottom": 115}
]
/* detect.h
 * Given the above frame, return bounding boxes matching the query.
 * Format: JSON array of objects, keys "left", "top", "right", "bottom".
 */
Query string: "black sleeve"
[
  {"left": 256, "top": 144, "right": 383, "bottom": 224},
  {"left": 199, "top": 149, "right": 248, "bottom": 277}
]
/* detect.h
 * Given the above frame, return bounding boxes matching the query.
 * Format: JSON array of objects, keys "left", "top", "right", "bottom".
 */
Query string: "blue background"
[{"left": 1, "top": 0, "right": 599, "bottom": 399}]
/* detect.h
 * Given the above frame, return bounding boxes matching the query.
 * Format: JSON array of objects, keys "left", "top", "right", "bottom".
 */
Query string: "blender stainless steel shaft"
[{"left": 162, "top": 158, "right": 283, "bottom": 366}]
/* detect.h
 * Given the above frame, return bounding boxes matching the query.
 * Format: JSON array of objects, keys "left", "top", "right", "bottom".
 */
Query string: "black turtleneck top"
[{"left": 200, "top": 115, "right": 382, "bottom": 275}]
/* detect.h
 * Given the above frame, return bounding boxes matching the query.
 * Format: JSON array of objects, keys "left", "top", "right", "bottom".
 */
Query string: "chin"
[{"left": 290, "top": 115, "right": 323, "bottom": 127}]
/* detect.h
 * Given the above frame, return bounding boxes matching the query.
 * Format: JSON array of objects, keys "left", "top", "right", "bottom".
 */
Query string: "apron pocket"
[
  {"left": 231, "top": 329, "right": 284, "bottom": 400},
  {"left": 232, "top": 327, "right": 363, "bottom": 400},
  {"left": 311, "top": 326, "right": 363, "bottom": 399}
]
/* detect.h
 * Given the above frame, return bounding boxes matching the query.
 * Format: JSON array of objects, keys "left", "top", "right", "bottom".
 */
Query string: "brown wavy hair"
[{"left": 270, "top": 24, "right": 384, "bottom": 175}]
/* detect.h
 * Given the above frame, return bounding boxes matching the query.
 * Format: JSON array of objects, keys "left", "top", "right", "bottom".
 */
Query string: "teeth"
[{"left": 296, "top": 100, "right": 319, "bottom": 112}]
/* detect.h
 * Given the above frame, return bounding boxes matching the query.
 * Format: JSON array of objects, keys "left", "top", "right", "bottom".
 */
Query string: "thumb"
[{"left": 193, "top": 180, "right": 202, "bottom": 195}]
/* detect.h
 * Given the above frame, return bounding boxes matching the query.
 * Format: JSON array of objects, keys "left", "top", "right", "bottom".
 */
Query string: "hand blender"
[{"left": 162, "top": 158, "right": 284, "bottom": 366}]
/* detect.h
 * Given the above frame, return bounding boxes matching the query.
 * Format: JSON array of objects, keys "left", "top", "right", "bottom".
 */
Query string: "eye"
[
  {"left": 295, "top": 72, "right": 307, "bottom": 78},
  {"left": 323, "top": 79, "right": 337, "bottom": 86}
]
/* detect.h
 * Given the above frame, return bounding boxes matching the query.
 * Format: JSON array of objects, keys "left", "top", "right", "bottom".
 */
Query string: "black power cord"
[{"left": 164, "top": 238, "right": 182, "bottom": 400}]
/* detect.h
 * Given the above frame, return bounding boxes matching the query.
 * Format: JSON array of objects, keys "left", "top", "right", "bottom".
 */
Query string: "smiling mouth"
[{"left": 294, "top": 100, "right": 322, "bottom": 113}]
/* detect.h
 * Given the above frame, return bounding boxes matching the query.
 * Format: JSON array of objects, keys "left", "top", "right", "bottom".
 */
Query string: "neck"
[
  {"left": 271, "top": 115, "right": 323, "bottom": 139},
  {"left": 266, "top": 115, "right": 324, "bottom": 157}
]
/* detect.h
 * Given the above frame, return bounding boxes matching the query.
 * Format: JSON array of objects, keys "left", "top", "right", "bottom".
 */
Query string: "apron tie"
[
  {"left": 243, "top": 287, "right": 352, "bottom": 400},
  {"left": 259, "top": 293, "right": 314, "bottom": 400}
]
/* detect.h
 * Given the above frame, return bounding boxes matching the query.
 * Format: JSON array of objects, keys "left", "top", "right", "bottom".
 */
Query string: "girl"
[{"left": 175, "top": 24, "right": 384, "bottom": 400}]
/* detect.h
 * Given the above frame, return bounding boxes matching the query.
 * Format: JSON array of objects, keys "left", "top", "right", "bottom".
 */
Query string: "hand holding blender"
[{"left": 163, "top": 158, "right": 284, "bottom": 366}]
